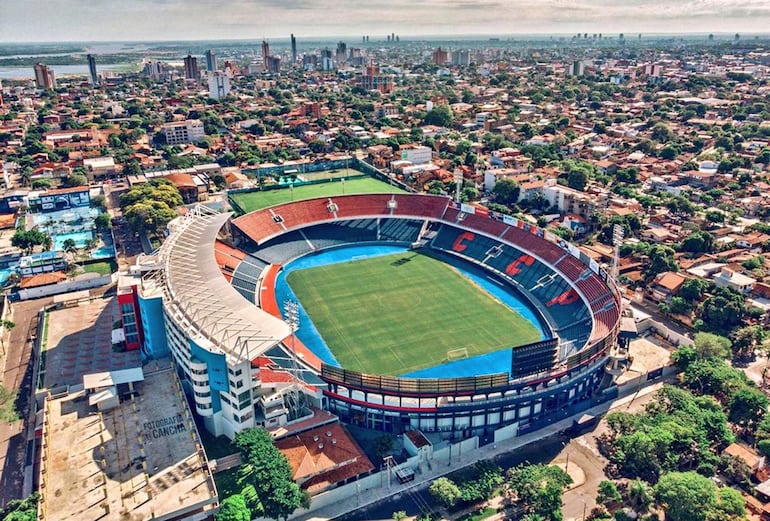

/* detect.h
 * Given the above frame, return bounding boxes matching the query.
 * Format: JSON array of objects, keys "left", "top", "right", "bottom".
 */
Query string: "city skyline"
[{"left": 2, "top": 0, "right": 770, "bottom": 42}]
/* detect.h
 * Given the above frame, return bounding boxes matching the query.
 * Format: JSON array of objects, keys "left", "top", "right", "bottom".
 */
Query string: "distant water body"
[{"left": 0, "top": 63, "right": 129, "bottom": 80}]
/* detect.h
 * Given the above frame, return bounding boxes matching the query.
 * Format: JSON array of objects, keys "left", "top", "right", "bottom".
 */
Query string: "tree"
[
  {"left": 216, "top": 494, "right": 252, "bottom": 521},
  {"left": 654, "top": 472, "right": 717, "bottom": 521},
  {"left": 651, "top": 123, "right": 674, "bottom": 143},
  {"left": 730, "top": 325, "right": 765, "bottom": 359},
  {"left": 423, "top": 105, "right": 453, "bottom": 127},
  {"left": 716, "top": 487, "right": 745, "bottom": 518},
  {"left": 679, "top": 278, "right": 709, "bottom": 302},
  {"left": 507, "top": 463, "right": 572, "bottom": 521},
  {"left": 698, "top": 290, "right": 744, "bottom": 334},
  {"left": 567, "top": 168, "right": 589, "bottom": 191},
  {"left": 692, "top": 332, "right": 732, "bottom": 360},
  {"left": 461, "top": 186, "right": 480, "bottom": 202},
  {"left": 0, "top": 382, "right": 19, "bottom": 422},
  {"left": 626, "top": 479, "right": 654, "bottom": 513},
  {"left": 0, "top": 493, "right": 39, "bottom": 521},
  {"left": 646, "top": 245, "right": 678, "bottom": 277},
  {"left": 373, "top": 434, "right": 394, "bottom": 460},
  {"left": 62, "top": 238, "right": 77, "bottom": 255},
  {"left": 429, "top": 477, "right": 462, "bottom": 508},
  {"left": 124, "top": 160, "right": 142, "bottom": 177},
  {"left": 728, "top": 386, "right": 768, "bottom": 432},
  {"left": 392, "top": 511, "right": 407, "bottom": 521},
  {"left": 679, "top": 231, "right": 715, "bottom": 254},
  {"left": 492, "top": 178, "right": 520, "bottom": 205},
  {"left": 597, "top": 481, "right": 621, "bottom": 508},
  {"left": 31, "top": 179, "right": 52, "bottom": 190},
  {"left": 94, "top": 213, "right": 112, "bottom": 230},
  {"left": 62, "top": 173, "right": 88, "bottom": 187},
  {"left": 11, "top": 229, "right": 50, "bottom": 254},
  {"left": 120, "top": 179, "right": 183, "bottom": 235},
  {"left": 234, "top": 428, "right": 309, "bottom": 521}
]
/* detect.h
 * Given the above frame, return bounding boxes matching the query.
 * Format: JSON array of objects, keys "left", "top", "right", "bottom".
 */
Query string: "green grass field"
[
  {"left": 230, "top": 176, "right": 406, "bottom": 213},
  {"left": 286, "top": 252, "right": 541, "bottom": 376}
]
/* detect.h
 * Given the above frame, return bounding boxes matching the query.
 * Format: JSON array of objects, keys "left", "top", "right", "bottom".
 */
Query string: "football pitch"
[
  {"left": 286, "top": 252, "right": 541, "bottom": 376},
  {"left": 230, "top": 175, "right": 406, "bottom": 213}
]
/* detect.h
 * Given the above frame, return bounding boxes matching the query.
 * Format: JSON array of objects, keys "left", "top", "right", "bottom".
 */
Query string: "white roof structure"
[
  {"left": 83, "top": 367, "right": 144, "bottom": 390},
  {"left": 154, "top": 205, "right": 291, "bottom": 364}
]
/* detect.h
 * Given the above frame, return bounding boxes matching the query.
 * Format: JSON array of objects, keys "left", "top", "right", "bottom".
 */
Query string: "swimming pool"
[
  {"left": 0, "top": 268, "right": 15, "bottom": 287},
  {"left": 53, "top": 230, "right": 94, "bottom": 250},
  {"left": 91, "top": 246, "right": 115, "bottom": 259}
]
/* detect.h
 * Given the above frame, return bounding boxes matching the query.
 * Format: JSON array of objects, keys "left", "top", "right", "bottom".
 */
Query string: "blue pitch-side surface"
[{"left": 273, "top": 245, "right": 548, "bottom": 378}]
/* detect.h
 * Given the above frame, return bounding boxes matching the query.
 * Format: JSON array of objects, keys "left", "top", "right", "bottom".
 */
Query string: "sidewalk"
[{"left": 294, "top": 380, "right": 666, "bottom": 521}]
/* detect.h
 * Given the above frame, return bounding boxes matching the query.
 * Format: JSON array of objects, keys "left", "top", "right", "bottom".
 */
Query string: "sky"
[{"left": 2, "top": 0, "right": 770, "bottom": 42}]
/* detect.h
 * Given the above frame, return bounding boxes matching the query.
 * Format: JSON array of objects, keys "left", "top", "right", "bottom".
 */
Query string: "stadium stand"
[
  {"left": 302, "top": 219, "right": 378, "bottom": 250},
  {"left": 230, "top": 254, "right": 268, "bottom": 302},
  {"left": 392, "top": 194, "right": 450, "bottom": 219},
  {"left": 504, "top": 226, "right": 565, "bottom": 265},
  {"left": 252, "top": 230, "right": 315, "bottom": 265},
  {"left": 429, "top": 224, "right": 591, "bottom": 335},
  {"left": 333, "top": 194, "right": 393, "bottom": 219},
  {"left": 459, "top": 212, "right": 509, "bottom": 237},
  {"left": 378, "top": 218, "right": 424, "bottom": 243},
  {"left": 214, "top": 240, "right": 246, "bottom": 283}
]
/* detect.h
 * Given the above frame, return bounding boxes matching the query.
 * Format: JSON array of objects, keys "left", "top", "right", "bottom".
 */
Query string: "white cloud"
[{"left": 0, "top": 0, "right": 768, "bottom": 41}]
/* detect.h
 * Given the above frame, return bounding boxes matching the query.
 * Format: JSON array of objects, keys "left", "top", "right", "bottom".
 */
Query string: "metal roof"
[{"left": 159, "top": 205, "right": 291, "bottom": 364}]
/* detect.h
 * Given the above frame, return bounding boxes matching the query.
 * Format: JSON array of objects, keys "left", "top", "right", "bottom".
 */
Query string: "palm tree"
[
  {"left": 0, "top": 319, "right": 14, "bottom": 356},
  {"left": 62, "top": 238, "right": 79, "bottom": 270}
]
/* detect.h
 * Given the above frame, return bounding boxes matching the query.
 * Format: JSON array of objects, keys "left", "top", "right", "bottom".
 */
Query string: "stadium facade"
[{"left": 126, "top": 194, "right": 623, "bottom": 440}]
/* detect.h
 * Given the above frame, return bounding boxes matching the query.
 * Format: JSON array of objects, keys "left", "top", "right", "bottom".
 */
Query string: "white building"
[
  {"left": 162, "top": 120, "right": 205, "bottom": 146},
  {"left": 399, "top": 145, "right": 432, "bottom": 165},
  {"left": 208, "top": 72, "right": 231, "bottom": 100},
  {"left": 713, "top": 267, "right": 756, "bottom": 294},
  {"left": 137, "top": 207, "right": 320, "bottom": 439}
]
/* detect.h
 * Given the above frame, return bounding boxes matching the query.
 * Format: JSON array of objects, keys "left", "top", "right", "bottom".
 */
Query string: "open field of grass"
[
  {"left": 286, "top": 252, "right": 540, "bottom": 376},
  {"left": 81, "top": 260, "right": 117, "bottom": 276},
  {"left": 229, "top": 175, "right": 406, "bottom": 213}
]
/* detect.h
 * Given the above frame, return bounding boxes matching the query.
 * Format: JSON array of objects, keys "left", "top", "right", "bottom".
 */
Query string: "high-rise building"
[
  {"left": 33, "top": 63, "right": 56, "bottom": 89},
  {"left": 266, "top": 56, "right": 281, "bottom": 73},
  {"left": 290, "top": 34, "right": 297, "bottom": 65},
  {"left": 205, "top": 50, "right": 217, "bottom": 72},
  {"left": 162, "top": 120, "right": 205, "bottom": 145},
  {"left": 208, "top": 72, "right": 231, "bottom": 100},
  {"left": 336, "top": 41, "right": 347, "bottom": 64},
  {"left": 451, "top": 49, "right": 471, "bottom": 67},
  {"left": 183, "top": 54, "right": 200, "bottom": 81},
  {"left": 359, "top": 64, "right": 393, "bottom": 94},
  {"left": 432, "top": 47, "right": 448, "bottom": 65},
  {"left": 569, "top": 60, "right": 585, "bottom": 76},
  {"left": 87, "top": 54, "right": 99, "bottom": 86},
  {"left": 143, "top": 60, "right": 165, "bottom": 79},
  {"left": 261, "top": 40, "right": 270, "bottom": 69}
]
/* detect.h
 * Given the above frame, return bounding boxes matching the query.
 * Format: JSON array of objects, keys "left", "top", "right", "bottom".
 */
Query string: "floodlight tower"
[
  {"left": 283, "top": 300, "right": 304, "bottom": 420},
  {"left": 611, "top": 223, "right": 624, "bottom": 283},
  {"left": 454, "top": 168, "right": 463, "bottom": 204}
]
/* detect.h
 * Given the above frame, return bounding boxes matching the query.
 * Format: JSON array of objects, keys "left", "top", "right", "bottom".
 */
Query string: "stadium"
[{"left": 135, "top": 190, "right": 622, "bottom": 441}]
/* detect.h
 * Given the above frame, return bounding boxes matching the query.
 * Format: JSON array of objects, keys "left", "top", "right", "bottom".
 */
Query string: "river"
[{"left": 0, "top": 63, "right": 133, "bottom": 80}]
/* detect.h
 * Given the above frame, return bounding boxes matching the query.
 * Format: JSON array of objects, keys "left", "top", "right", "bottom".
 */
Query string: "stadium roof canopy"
[{"left": 159, "top": 205, "right": 291, "bottom": 364}]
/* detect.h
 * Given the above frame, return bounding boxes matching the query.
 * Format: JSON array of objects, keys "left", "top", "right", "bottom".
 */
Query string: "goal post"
[{"left": 446, "top": 347, "right": 469, "bottom": 361}]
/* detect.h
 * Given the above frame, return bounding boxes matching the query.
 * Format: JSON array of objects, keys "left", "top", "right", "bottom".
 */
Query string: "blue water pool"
[
  {"left": 91, "top": 246, "right": 115, "bottom": 259},
  {"left": 0, "top": 268, "right": 14, "bottom": 286},
  {"left": 53, "top": 230, "right": 94, "bottom": 250}
]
